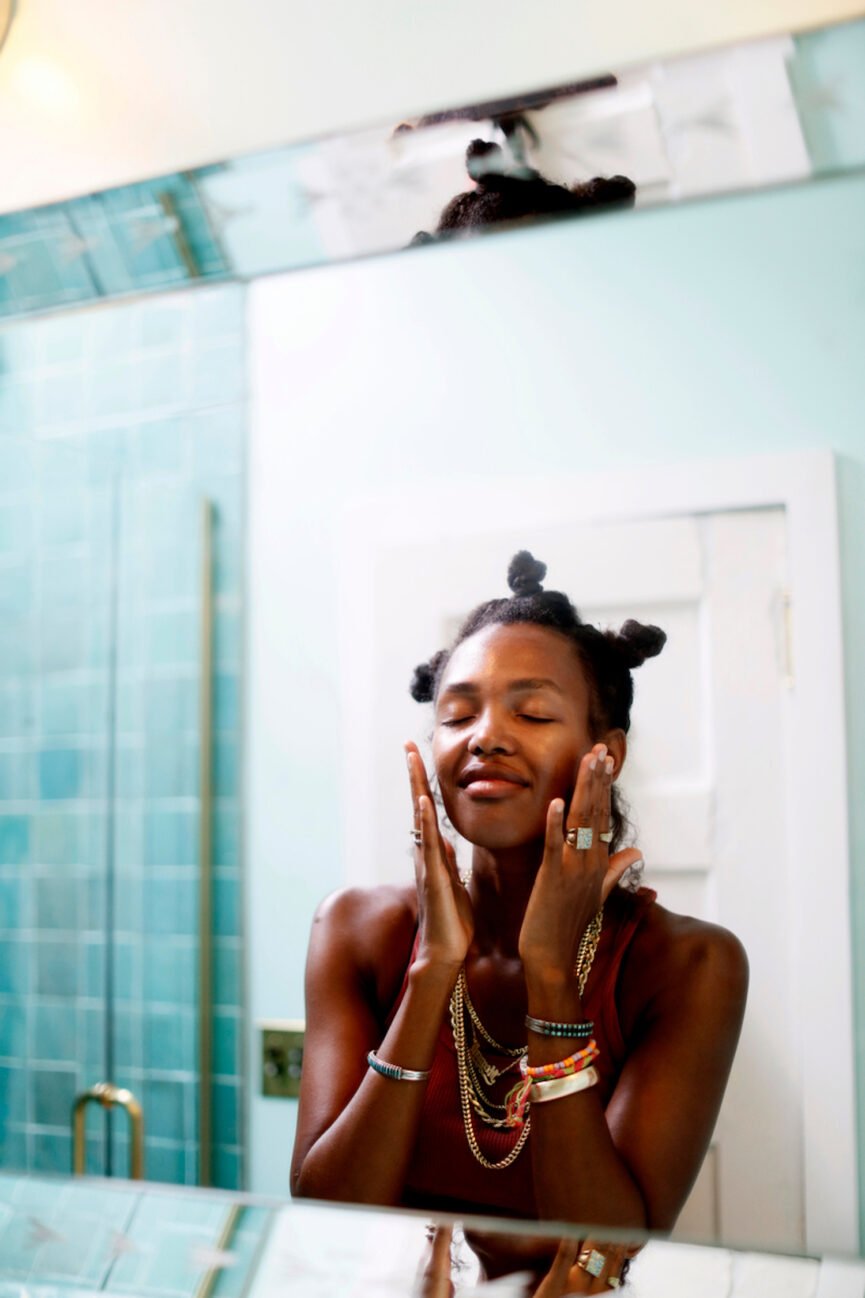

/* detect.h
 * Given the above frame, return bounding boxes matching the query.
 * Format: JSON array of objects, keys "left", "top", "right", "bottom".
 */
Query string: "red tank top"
[{"left": 390, "top": 886, "right": 656, "bottom": 1217}]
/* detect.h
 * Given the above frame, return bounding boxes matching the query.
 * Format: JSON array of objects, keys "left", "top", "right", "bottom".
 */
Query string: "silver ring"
[
  {"left": 410, "top": 828, "right": 422, "bottom": 847},
  {"left": 566, "top": 826, "right": 593, "bottom": 850},
  {"left": 599, "top": 829, "right": 614, "bottom": 844}
]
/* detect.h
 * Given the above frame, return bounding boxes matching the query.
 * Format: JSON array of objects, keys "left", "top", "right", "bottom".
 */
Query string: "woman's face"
[{"left": 432, "top": 621, "right": 603, "bottom": 851}]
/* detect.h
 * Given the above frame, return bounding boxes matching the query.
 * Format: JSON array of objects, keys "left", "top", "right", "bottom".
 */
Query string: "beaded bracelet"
[
  {"left": 505, "top": 1043, "right": 600, "bottom": 1125},
  {"left": 525, "top": 1014, "right": 594, "bottom": 1038},
  {"left": 520, "top": 1040, "right": 599, "bottom": 1080},
  {"left": 530, "top": 1066, "right": 599, "bottom": 1104},
  {"left": 366, "top": 1049, "right": 430, "bottom": 1082}
]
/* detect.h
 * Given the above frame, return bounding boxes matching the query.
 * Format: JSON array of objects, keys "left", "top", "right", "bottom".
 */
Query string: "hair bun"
[
  {"left": 615, "top": 619, "right": 667, "bottom": 668},
  {"left": 507, "top": 550, "right": 547, "bottom": 598},
  {"left": 409, "top": 649, "right": 447, "bottom": 702}
]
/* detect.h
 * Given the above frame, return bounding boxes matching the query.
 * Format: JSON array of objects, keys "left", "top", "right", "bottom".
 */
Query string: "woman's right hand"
[{"left": 405, "top": 742, "right": 474, "bottom": 970}]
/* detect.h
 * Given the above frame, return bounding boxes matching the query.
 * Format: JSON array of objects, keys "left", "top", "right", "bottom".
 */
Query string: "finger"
[
  {"left": 564, "top": 744, "right": 607, "bottom": 852},
  {"left": 597, "top": 750, "right": 614, "bottom": 838},
  {"left": 542, "top": 798, "right": 566, "bottom": 871},
  {"left": 601, "top": 848, "right": 643, "bottom": 901},
  {"left": 405, "top": 742, "right": 435, "bottom": 827},
  {"left": 417, "top": 795, "right": 448, "bottom": 881}
]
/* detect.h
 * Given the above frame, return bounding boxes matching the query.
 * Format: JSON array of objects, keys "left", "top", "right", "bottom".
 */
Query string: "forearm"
[
  {"left": 526, "top": 973, "right": 647, "bottom": 1227},
  {"left": 293, "top": 961, "right": 456, "bottom": 1205}
]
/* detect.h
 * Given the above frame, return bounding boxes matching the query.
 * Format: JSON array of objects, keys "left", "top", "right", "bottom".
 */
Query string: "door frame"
[{"left": 338, "top": 447, "right": 856, "bottom": 1254}]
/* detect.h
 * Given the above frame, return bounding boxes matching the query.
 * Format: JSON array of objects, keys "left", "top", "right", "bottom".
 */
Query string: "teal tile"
[
  {"left": 139, "top": 301, "right": 186, "bottom": 349},
  {"left": 213, "top": 741, "right": 237, "bottom": 798},
  {"left": 213, "top": 874, "right": 239, "bottom": 939},
  {"left": 38, "top": 554, "right": 88, "bottom": 611},
  {"left": 213, "top": 675, "right": 238, "bottom": 732},
  {"left": 115, "top": 742, "right": 144, "bottom": 798},
  {"left": 36, "top": 372, "right": 85, "bottom": 427},
  {"left": 143, "top": 738, "right": 198, "bottom": 799},
  {"left": 143, "top": 677, "right": 197, "bottom": 733},
  {"left": 36, "top": 438, "right": 88, "bottom": 490},
  {"left": 35, "top": 939, "right": 79, "bottom": 997},
  {"left": 81, "top": 1006, "right": 105, "bottom": 1070},
  {"left": 212, "top": 1081, "right": 239, "bottom": 1146},
  {"left": 35, "top": 876, "right": 80, "bottom": 929},
  {"left": 86, "top": 364, "right": 139, "bottom": 423},
  {"left": 213, "top": 805, "right": 238, "bottom": 868},
  {"left": 192, "top": 286, "right": 243, "bottom": 343},
  {"left": 0, "top": 939, "right": 27, "bottom": 994},
  {"left": 114, "top": 1007, "right": 141, "bottom": 1070},
  {"left": 83, "top": 937, "right": 105, "bottom": 997},
  {"left": 0, "top": 815, "right": 29, "bottom": 865},
  {"left": 39, "top": 492, "right": 87, "bottom": 546},
  {"left": 0, "top": 622, "right": 31, "bottom": 674},
  {"left": 143, "top": 1007, "right": 195, "bottom": 1072},
  {"left": 114, "top": 939, "right": 139, "bottom": 1000},
  {"left": 141, "top": 1078, "right": 188, "bottom": 1141},
  {"left": 115, "top": 873, "right": 143, "bottom": 931},
  {"left": 0, "top": 380, "right": 32, "bottom": 433},
  {"left": 38, "top": 747, "right": 82, "bottom": 799},
  {"left": 0, "top": 564, "right": 32, "bottom": 619},
  {"left": 0, "top": 1065, "right": 26, "bottom": 1124},
  {"left": 143, "top": 610, "right": 198, "bottom": 669},
  {"left": 0, "top": 751, "right": 33, "bottom": 800},
  {"left": 190, "top": 344, "right": 244, "bottom": 407},
  {"left": 213, "top": 941, "right": 239, "bottom": 1011},
  {"left": 0, "top": 681, "right": 34, "bottom": 738},
  {"left": 135, "top": 417, "right": 185, "bottom": 474},
  {"left": 214, "top": 609, "right": 240, "bottom": 671},
  {"left": 136, "top": 351, "right": 185, "bottom": 411},
  {"left": 34, "top": 810, "right": 97, "bottom": 869},
  {"left": 0, "top": 436, "right": 35, "bottom": 493},
  {"left": 213, "top": 1012, "right": 239, "bottom": 1078},
  {"left": 0, "top": 1000, "right": 25, "bottom": 1057},
  {"left": 143, "top": 939, "right": 196, "bottom": 1005},
  {"left": 0, "top": 1121, "right": 27, "bottom": 1167},
  {"left": 143, "top": 876, "right": 197, "bottom": 937},
  {"left": 37, "top": 612, "right": 87, "bottom": 671},
  {"left": 41, "top": 679, "right": 93, "bottom": 735},
  {"left": 33, "top": 1002, "right": 77, "bottom": 1061},
  {"left": 189, "top": 408, "right": 243, "bottom": 476},
  {"left": 114, "top": 807, "right": 143, "bottom": 871},
  {"left": 143, "top": 1138, "right": 188, "bottom": 1185},
  {"left": 39, "top": 316, "right": 86, "bottom": 365},
  {"left": 212, "top": 1145, "right": 241, "bottom": 1191},
  {"left": 0, "top": 876, "right": 22, "bottom": 927},
  {"left": 0, "top": 504, "right": 32, "bottom": 557},
  {"left": 32, "top": 1066, "right": 77, "bottom": 1126},
  {"left": 31, "top": 1129, "right": 72, "bottom": 1174},
  {"left": 144, "top": 810, "right": 197, "bottom": 868}
]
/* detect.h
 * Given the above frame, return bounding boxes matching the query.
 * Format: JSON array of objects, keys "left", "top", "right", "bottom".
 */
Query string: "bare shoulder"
[
  {"left": 618, "top": 896, "right": 749, "bottom": 1034},
  {"left": 309, "top": 883, "right": 418, "bottom": 1008}
]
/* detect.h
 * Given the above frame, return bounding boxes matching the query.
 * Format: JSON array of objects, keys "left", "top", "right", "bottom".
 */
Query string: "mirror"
[
  {"left": 4, "top": 1168, "right": 864, "bottom": 1297},
  {"left": 0, "top": 9, "right": 862, "bottom": 1266},
  {"left": 1, "top": 19, "right": 864, "bottom": 319}
]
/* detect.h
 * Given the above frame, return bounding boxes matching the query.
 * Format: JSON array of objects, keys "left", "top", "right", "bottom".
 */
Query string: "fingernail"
[
  {"left": 597, "top": 744, "right": 607, "bottom": 759},
  {"left": 605, "top": 757, "right": 614, "bottom": 774},
  {"left": 588, "top": 757, "right": 597, "bottom": 771}
]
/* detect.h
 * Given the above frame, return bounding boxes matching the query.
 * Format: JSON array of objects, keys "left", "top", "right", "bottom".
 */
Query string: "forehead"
[{"left": 439, "top": 622, "right": 588, "bottom": 699}]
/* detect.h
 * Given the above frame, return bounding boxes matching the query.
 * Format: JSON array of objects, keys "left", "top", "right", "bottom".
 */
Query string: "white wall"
[
  {"left": 245, "top": 170, "right": 865, "bottom": 1204},
  {"left": 1, "top": 0, "right": 862, "bottom": 213}
]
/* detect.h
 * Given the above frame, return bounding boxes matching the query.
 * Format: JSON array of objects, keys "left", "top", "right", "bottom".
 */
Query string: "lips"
[{"left": 457, "top": 764, "right": 529, "bottom": 791}]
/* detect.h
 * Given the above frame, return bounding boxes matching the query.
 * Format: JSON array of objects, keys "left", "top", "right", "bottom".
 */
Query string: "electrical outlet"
[{"left": 259, "top": 1020, "right": 305, "bottom": 1098}]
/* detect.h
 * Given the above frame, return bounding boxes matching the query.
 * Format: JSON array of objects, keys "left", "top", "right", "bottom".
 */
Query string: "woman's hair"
[
  {"left": 411, "top": 140, "right": 636, "bottom": 244},
  {"left": 409, "top": 550, "right": 666, "bottom": 853}
]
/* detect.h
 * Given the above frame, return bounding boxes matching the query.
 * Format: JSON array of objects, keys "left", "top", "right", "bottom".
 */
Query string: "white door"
[{"left": 339, "top": 506, "right": 804, "bottom": 1249}]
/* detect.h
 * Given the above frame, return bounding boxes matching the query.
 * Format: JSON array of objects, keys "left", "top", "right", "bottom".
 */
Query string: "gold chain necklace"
[{"left": 451, "top": 905, "right": 605, "bottom": 1169}]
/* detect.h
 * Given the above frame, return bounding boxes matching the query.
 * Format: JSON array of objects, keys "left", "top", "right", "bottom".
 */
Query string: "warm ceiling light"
[{"left": 0, "top": 1, "right": 14, "bottom": 55}]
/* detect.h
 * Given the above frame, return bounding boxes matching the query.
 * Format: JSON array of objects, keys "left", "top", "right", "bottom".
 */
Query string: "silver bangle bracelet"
[{"left": 367, "top": 1049, "right": 431, "bottom": 1082}]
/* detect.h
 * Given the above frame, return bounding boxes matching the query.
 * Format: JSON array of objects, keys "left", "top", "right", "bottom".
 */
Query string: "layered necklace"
[{"left": 449, "top": 906, "right": 604, "bottom": 1170}]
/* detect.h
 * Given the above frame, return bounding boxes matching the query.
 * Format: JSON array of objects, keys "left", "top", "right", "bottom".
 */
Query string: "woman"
[{"left": 291, "top": 552, "right": 748, "bottom": 1290}]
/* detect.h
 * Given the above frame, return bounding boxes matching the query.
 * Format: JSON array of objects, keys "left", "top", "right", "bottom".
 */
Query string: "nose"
[{"left": 468, "top": 705, "right": 515, "bottom": 757}]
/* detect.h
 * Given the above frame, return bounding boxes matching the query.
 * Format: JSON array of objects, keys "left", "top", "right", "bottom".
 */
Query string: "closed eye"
[
  {"left": 440, "top": 715, "right": 474, "bottom": 728},
  {"left": 518, "top": 714, "right": 555, "bottom": 723}
]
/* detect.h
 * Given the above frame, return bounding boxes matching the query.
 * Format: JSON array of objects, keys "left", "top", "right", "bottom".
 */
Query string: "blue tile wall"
[{"left": 0, "top": 284, "right": 245, "bottom": 1188}]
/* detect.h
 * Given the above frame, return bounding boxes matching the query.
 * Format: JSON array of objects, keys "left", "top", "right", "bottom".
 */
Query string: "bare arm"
[
  {"left": 519, "top": 744, "right": 748, "bottom": 1228},
  {"left": 291, "top": 746, "right": 474, "bottom": 1204}
]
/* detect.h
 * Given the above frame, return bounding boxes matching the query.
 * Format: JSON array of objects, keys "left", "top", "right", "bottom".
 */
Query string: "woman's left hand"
[{"left": 518, "top": 742, "right": 642, "bottom": 988}]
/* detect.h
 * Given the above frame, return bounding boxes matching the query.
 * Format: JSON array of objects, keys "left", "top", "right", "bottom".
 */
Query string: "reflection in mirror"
[
  {"left": 0, "top": 5, "right": 862, "bottom": 1274},
  {"left": 3, "top": 1170, "right": 865, "bottom": 1297},
  {"left": 0, "top": 18, "right": 863, "bottom": 317}
]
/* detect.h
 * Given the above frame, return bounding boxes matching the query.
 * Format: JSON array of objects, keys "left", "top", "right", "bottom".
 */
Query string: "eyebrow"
[{"left": 439, "top": 677, "right": 566, "bottom": 699}]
